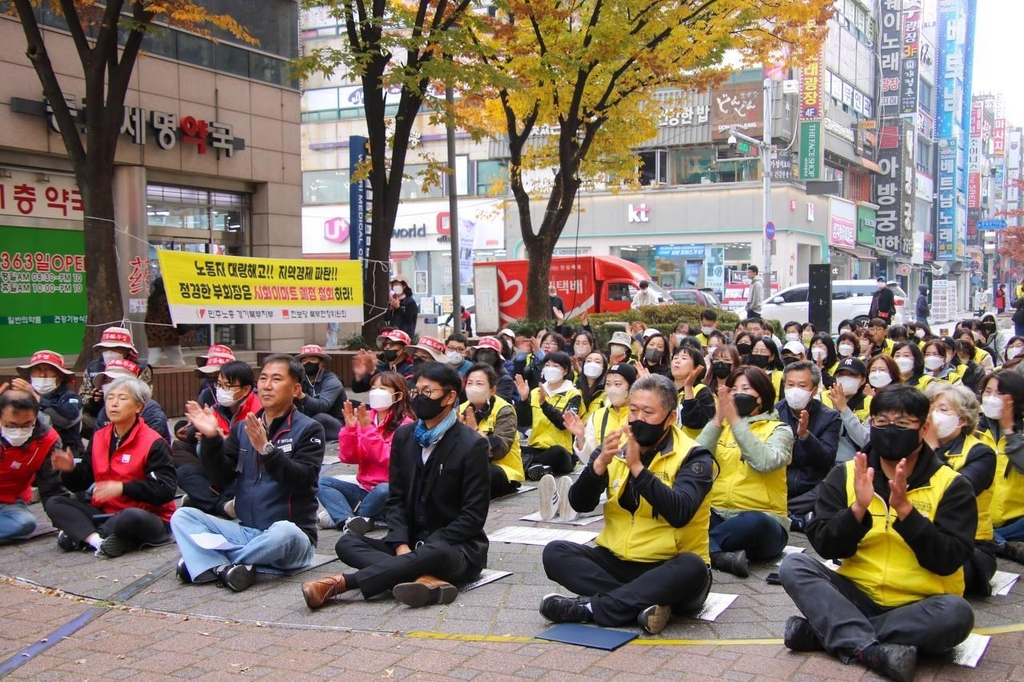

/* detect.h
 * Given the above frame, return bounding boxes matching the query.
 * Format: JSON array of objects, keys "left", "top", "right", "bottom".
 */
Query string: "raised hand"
[
  {"left": 850, "top": 452, "right": 875, "bottom": 521},
  {"left": 592, "top": 428, "right": 623, "bottom": 476},
  {"left": 356, "top": 403, "right": 371, "bottom": 428},
  {"left": 342, "top": 401, "right": 358, "bottom": 429},
  {"left": 514, "top": 374, "right": 530, "bottom": 401},
  {"left": 11, "top": 377, "right": 37, "bottom": 398},
  {"left": 51, "top": 446, "right": 75, "bottom": 473},
  {"left": 0, "top": 382, "right": 8, "bottom": 395},
  {"left": 634, "top": 363, "right": 650, "bottom": 379},
  {"left": 1000, "top": 394, "right": 1016, "bottom": 431},
  {"left": 717, "top": 386, "right": 739, "bottom": 426},
  {"left": 92, "top": 480, "right": 123, "bottom": 504},
  {"left": 244, "top": 413, "right": 269, "bottom": 453},
  {"left": 888, "top": 458, "right": 912, "bottom": 520},
  {"left": 563, "top": 410, "right": 586, "bottom": 440},
  {"left": 828, "top": 383, "right": 848, "bottom": 413},
  {"left": 796, "top": 410, "right": 810, "bottom": 440},
  {"left": 537, "top": 384, "right": 548, "bottom": 405},
  {"left": 622, "top": 423, "right": 643, "bottom": 476},
  {"left": 460, "top": 405, "right": 478, "bottom": 431},
  {"left": 184, "top": 401, "right": 220, "bottom": 438},
  {"left": 685, "top": 365, "right": 705, "bottom": 388}
]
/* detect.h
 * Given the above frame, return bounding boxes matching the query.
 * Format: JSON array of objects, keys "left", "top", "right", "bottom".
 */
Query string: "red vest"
[
  {"left": 91, "top": 422, "right": 176, "bottom": 522},
  {"left": 215, "top": 391, "right": 262, "bottom": 435},
  {"left": 0, "top": 428, "right": 60, "bottom": 504}
]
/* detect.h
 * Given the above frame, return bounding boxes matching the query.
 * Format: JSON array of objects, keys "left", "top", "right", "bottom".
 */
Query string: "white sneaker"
[
  {"left": 557, "top": 476, "right": 576, "bottom": 522},
  {"left": 538, "top": 474, "right": 558, "bottom": 521},
  {"left": 223, "top": 499, "right": 237, "bottom": 519},
  {"left": 317, "top": 508, "right": 336, "bottom": 530}
]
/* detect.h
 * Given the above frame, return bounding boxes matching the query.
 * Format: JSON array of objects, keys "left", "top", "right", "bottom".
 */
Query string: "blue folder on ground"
[{"left": 536, "top": 623, "right": 638, "bottom": 651}]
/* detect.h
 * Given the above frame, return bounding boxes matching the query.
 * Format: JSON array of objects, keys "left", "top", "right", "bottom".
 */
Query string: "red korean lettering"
[
  {"left": 180, "top": 116, "right": 209, "bottom": 154},
  {"left": 13, "top": 184, "right": 36, "bottom": 215}
]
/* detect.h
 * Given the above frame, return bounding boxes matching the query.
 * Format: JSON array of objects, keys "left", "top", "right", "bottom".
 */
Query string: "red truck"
[{"left": 473, "top": 256, "right": 667, "bottom": 333}]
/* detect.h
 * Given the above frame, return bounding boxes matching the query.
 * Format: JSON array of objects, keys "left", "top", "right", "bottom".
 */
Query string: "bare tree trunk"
[{"left": 524, "top": 232, "right": 556, "bottom": 320}]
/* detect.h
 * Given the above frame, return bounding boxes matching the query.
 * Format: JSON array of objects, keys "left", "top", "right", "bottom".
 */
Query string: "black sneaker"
[
  {"left": 97, "top": 533, "right": 133, "bottom": 558},
  {"left": 56, "top": 530, "right": 81, "bottom": 552},
  {"left": 217, "top": 564, "right": 257, "bottom": 592},
  {"left": 783, "top": 616, "right": 823, "bottom": 652},
  {"left": 997, "top": 540, "right": 1024, "bottom": 564},
  {"left": 343, "top": 516, "right": 374, "bottom": 536},
  {"left": 527, "top": 464, "right": 552, "bottom": 481},
  {"left": 176, "top": 557, "right": 193, "bottom": 584},
  {"left": 857, "top": 643, "right": 917, "bottom": 682},
  {"left": 638, "top": 604, "right": 671, "bottom": 635},
  {"left": 539, "top": 593, "right": 592, "bottom": 624},
  {"left": 710, "top": 550, "right": 749, "bottom": 578}
]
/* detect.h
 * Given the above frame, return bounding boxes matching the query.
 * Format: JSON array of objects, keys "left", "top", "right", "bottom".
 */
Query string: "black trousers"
[
  {"left": 522, "top": 445, "right": 574, "bottom": 475},
  {"left": 43, "top": 495, "right": 170, "bottom": 548},
  {"left": 312, "top": 414, "right": 343, "bottom": 442},
  {"left": 542, "top": 541, "right": 712, "bottom": 627},
  {"left": 335, "top": 534, "right": 481, "bottom": 599},
  {"left": 963, "top": 542, "right": 998, "bottom": 597},
  {"left": 489, "top": 465, "right": 521, "bottom": 499},
  {"left": 171, "top": 439, "right": 200, "bottom": 469},
  {"left": 177, "top": 464, "right": 235, "bottom": 517}
]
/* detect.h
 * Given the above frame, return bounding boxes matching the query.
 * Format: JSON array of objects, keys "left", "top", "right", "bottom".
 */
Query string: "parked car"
[
  {"left": 668, "top": 288, "right": 723, "bottom": 309},
  {"left": 759, "top": 280, "right": 907, "bottom": 328}
]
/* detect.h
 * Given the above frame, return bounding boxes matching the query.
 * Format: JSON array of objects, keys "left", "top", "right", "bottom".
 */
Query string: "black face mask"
[
  {"left": 736, "top": 343, "right": 753, "bottom": 356},
  {"left": 644, "top": 348, "right": 664, "bottom": 363},
  {"left": 870, "top": 425, "right": 922, "bottom": 461},
  {"left": 412, "top": 393, "right": 449, "bottom": 421},
  {"left": 629, "top": 418, "right": 670, "bottom": 448},
  {"left": 303, "top": 362, "right": 320, "bottom": 377},
  {"left": 712, "top": 362, "right": 732, "bottom": 379},
  {"left": 733, "top": 393, "right": 760, "bottom": 417},
  {"left": 382, "top": 349, "right": 399, "bottom": 363},
  {"left": 476, "top": 351, "right": 497, "bottom": 366},
  {"left": 782, "top": 356, "right": 799, "bottom": 367},
  {"left": 748, "top": 354, "right": 770, "bottom": 369}
]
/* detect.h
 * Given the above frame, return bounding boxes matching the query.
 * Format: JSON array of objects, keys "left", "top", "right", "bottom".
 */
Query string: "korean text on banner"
[{"left": 157, "top": 250, "right": 363, "bottom": 325}]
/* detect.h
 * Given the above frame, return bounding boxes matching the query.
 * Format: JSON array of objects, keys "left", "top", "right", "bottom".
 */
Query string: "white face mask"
[
  {"left": 931, "top": 411, "right": 962, "bottom": 440},
  {"left": 1, "top": 426, "right": 32, "bottom": 447},
  {"left": 700, "top": 326, "right": 714, "bottom": 336},
  {"left": 446, "top": 351, "right": 464, "bottom": 365},
  {"left": 868, "top": 371, "right": 893, "bottom": 388},
  {"left": 102, "top": 350, "right": 123, "bottom": 365},
  {"left": 583, "top": 362, "right": 603, "bottom": 379},
  {"left": 1008, "top": 346, "right": 1024, "bottom": 361},
  {"left": 31, "top": 377, "right": 58, "bottom": 395},
  {"left": 837, "top": 343, "right": 855, "bottom": 357},
  {"left": 215, "top": 387, "right": 241, "bottom": 407},
  {"left": 392, "top": 286, "right": 404, "bottom": 295},
  {"left": 924, "top": 356, "right": 945, "bottom": 371},
  {"left": 542, "top": 366, "right": 565, "bottom": 384},
  {"left": 675, "top": 334, "right": 686, "bottom": 345},
  {"left": 605, "top": 385, "right": 629, "bottom": 407},
  {"left": 368, "top": 388, "right": 394, "bottom": 411},
  {"left": 837, "top": 376, "right": 862, "bottom": 397},
  {"left": 784, "top": 386, "right": 813, "bottom": 411},
  {"left": 811, "top": 347, "right": 828, "bottom": 362},
  {"left": 895, "top": 356, "right": 915, "bottom": 375},
  {"left": 786, "top": 333, "right": 800, "bottom": 343},
  {"left": 982, "top": 395, "right": 1005, "bottom": 421},
  {"left": 465, "top": 385, "right": 491, "bottom": 406},
  {"left": 915, "top": 329, "right": 927, "bottom": 339}
]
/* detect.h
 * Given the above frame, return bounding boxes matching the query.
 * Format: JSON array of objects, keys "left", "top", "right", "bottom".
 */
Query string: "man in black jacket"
[
  {"left": 294, "top": 344, "right": 347, "bottom": 440},
  {"left": 777, "top": 361, "right": 842, "bottom": 529},
  {"left": 868, "top": 277, "right": 896, "bottom": 324},
  {"left": 171, "top": 355, "right": 325, "bottom": 593},
  {"left": 351, "top": 329, "right": 417, "bottom": 393},
  {"left": 779, "top": 385, "right": 976, "bottom": 682},
  {"left": 302, "top": 363, "right": 490, "bottom": 609}
]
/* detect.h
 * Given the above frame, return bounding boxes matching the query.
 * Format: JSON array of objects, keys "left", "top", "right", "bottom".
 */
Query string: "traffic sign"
[
  {"left": 765, "top": 221, "right": 776, "bottom": 241},
  {"left": 978, "top": 219, "right": 1007, "bottom": 230}
]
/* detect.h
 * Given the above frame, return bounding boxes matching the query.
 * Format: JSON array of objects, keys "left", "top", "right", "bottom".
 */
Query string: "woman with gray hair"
[
  {"left": 44, "top": 376, "right": 177, "bottom": 557},
  {"left": 924, "top": 382, "right": 998, "bottom": 596}
]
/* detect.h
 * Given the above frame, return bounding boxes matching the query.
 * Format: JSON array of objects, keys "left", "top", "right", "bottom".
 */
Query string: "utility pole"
[
  {"left": 445, "top": 82, "right": 461, "bottom": 330},
  {"left": 729, "top": 78, "right": 774, "bottom": 289}
]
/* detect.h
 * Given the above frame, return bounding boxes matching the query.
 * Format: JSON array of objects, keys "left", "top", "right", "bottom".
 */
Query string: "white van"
[{"left": 759, "top": 280, "right": 908, "bottom": 328}]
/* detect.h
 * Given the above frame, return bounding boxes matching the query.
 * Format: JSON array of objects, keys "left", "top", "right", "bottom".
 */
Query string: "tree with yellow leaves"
[
  {"left": 7, "top": 1, "right": 253, "bottom": 365},
  {"left": 465, "top": 0, "right": 832, "bottom": 320}
]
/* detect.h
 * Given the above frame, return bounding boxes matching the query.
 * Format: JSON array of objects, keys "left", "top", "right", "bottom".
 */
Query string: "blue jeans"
[
  {"left": 317, "top": 477, "right": 388, "bottom": 526},
  {"left": 170, "top": 507, "right": 314, "bottom": 578},
  {"left": 0, "top": 501, "right": 37, "bottom": 542},
  {"left": 995, "top": 516, "right": 1024, "bottom": 544},
  {"left": 709, "top": 511, "right": 789, "bottom": 560}
]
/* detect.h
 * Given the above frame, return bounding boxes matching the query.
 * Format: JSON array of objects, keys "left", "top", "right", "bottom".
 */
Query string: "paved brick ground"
[{"left": 3, "top": 455, "right": 1024, "bottom": 679}]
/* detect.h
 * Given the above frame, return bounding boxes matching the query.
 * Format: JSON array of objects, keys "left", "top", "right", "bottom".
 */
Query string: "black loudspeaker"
[{"left": 808, "top": 264, "right": 832, "bottom": 334}]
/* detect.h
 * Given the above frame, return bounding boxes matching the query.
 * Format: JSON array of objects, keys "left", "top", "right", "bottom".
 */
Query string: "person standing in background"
[
  {"left": 745, "top": 266, "right": 764, "bottom": 319},
  {"left": 995, "top": 284, "right": 1006, "bottom": 315},
  {"left": 916, "top": 285, "right": 930, "bottom": 328}
]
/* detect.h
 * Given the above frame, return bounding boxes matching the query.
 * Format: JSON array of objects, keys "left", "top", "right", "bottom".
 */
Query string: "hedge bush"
[{"left": 587, "top": 305, "right": 742, "bottom": 345}]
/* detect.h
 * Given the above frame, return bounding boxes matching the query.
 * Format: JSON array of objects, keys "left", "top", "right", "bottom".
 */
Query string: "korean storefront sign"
[
  {"left": 829, "top": 198, "right": 857, "bottom": 249},
  {"left": 935, "top": 0, "right": 967, "bottom": 261},
  {"left": 0, "top": 170, "right": 82, "bottom": 221},
  {"left": 878, "top": 0, "right": 902, "bottom": 119},
  {"left": 900, "top": 1, "right": 923, "bottom": 115},
  {"left": 799, "top": 47, "right": 825, "bottom": 181},
  {"left": 856, "top": 205, "right": 877, "bottom": 246},
  {"left": 0, "top": 226, "right": 87, "bottom": 357},
  {"left": 157, "top": 250, "right": 364, "bottom": 325},
  {"left": 711, "top": 84, "right": 763, "bottom": 139}
]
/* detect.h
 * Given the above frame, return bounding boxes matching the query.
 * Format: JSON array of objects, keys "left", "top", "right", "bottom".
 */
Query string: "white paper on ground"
[
  {"left": 189, "top": 532, "right": 243, "bottom": 551},
  {"left": 519, "top": 511, "right": 604, "bottom": 527},
  {"left": 488, "top": 526, "right": 598, "bottom": 546},
  {"left": 990, "top": 570, "right": 1020, "bottom": 596},
  {"left": 774, "top": 545, "right": 806, "bottom": 566},
  {"left": 693, "top": 593, "right": 738, "bottom": 622},
  {"left": 950, "top": 633, "right": 990, "bottom": 668},
  {"left": 459, "top": 569, "right": 513, "bottom": 591}
]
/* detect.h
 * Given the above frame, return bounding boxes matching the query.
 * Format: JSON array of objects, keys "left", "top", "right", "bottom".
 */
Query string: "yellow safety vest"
[
  {"left": 769, "top": 370, "right": 783, "bottom": 400},
  {"left": 578, "top": 387, "right": 607, "bottom": 422},
  {"left": 821, "top": 392, "right": 872, "bottom": 423},
  {"left": 463, "top": 396, "right": 523, "bottom": 483},
  {"left": 597, "top": 426, "right": 711, "bottom": 564},
  {"left": 941, "top": 431, "right": 996, "bottom": 541},
  {"left": 837, "top": 460, "right": 965, "bottom": 607},
  {"left": 680, "top": 383, "right": 715, "bottom": 441},
  {"left": 905, "top": 374, "right": 934, "bottom": 391},
  {"left": 708, "top": 418, "right": 790, "bottom": 516},
  {"left": 527, "top": 386, "right": 581, "bottom": 451},
  {"left": 990, "top": 429, "right": 1024, "bottom": 527},
  {"left": 588, "top": 403, "right": 630, "bottom": 448}
]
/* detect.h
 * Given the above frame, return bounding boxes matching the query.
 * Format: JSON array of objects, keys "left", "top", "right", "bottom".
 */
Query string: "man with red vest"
[{"left": 0, "top": 388, "right": 65, "bottom": 542}]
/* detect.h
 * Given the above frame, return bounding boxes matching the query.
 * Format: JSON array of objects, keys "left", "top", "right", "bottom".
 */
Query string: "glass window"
[
  {"left": 141, "top": 27, "right": 177, "bottom": 59},
  {"left": 780, "top": 287, "right": 808, "bottom": 303},
  {"left": 918, "top": 80, "right": 933, "bottom": 114},
  {"left": 670, "top": 148, "right": 716, "bottom": 185},
  {"left": 303, "top": 169, "right": 350, "bottom": 205},
  {"left": 607, "top": 282, "right": 638, "bottom": 303},
  {"left": 177, "top": 32, "right": 215, "bottom": 68},
  {"left": 217, "top": 43, "right": 250, "bottom": 78},
  {"left": 250, "top": 52, "right": 283, "bottom": 86},
  {"left": 400, "top": 164, "right": 444, "bottom": 200},
  {"left": 146, "top": 185, "right": 248, "bottom": 233},
  {"left": 475, "top": 159, "right": 507, "bottom": 196}
]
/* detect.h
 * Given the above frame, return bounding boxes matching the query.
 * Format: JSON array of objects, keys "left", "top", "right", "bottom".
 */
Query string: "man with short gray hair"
[{"left": 777, "top": 361, "right": 841, "bottom": 530}]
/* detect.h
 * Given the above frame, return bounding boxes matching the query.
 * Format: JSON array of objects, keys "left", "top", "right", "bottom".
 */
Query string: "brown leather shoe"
[
  {"left": 301, "top": 574, "right": 347, "bottom": 610},
  {"left": 392, "top": 575, "right": 459, "bottom": 608}
]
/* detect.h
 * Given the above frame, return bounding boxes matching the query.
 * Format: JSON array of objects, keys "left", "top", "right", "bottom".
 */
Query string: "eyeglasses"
[
  {"left": 871, "top": 417, "right": 921, "bottom": 429},
  {"left": 215, "top": 382, "right": 241, "bottom": 391},
  {"left": 409, "top": 387, "right": 448, "bottom": 398}
]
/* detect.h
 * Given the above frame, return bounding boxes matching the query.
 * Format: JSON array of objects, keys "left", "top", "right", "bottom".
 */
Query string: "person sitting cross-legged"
[
  {"left": 301, "top": 363, "right": 490, "bottom": 610},
  {"left": 171, "top": 355, "right": 326, "bottom": 592},
  {"left": 779, "top": 384, "right": 977, "bottom": 682},
  {"left": 539, "top": 374, "right": 714, "bottom": 635}
]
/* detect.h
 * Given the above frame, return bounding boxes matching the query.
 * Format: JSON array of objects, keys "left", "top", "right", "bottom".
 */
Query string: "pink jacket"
[{"left": 337, "top": 410, "right": 412, "bottom": 491}]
